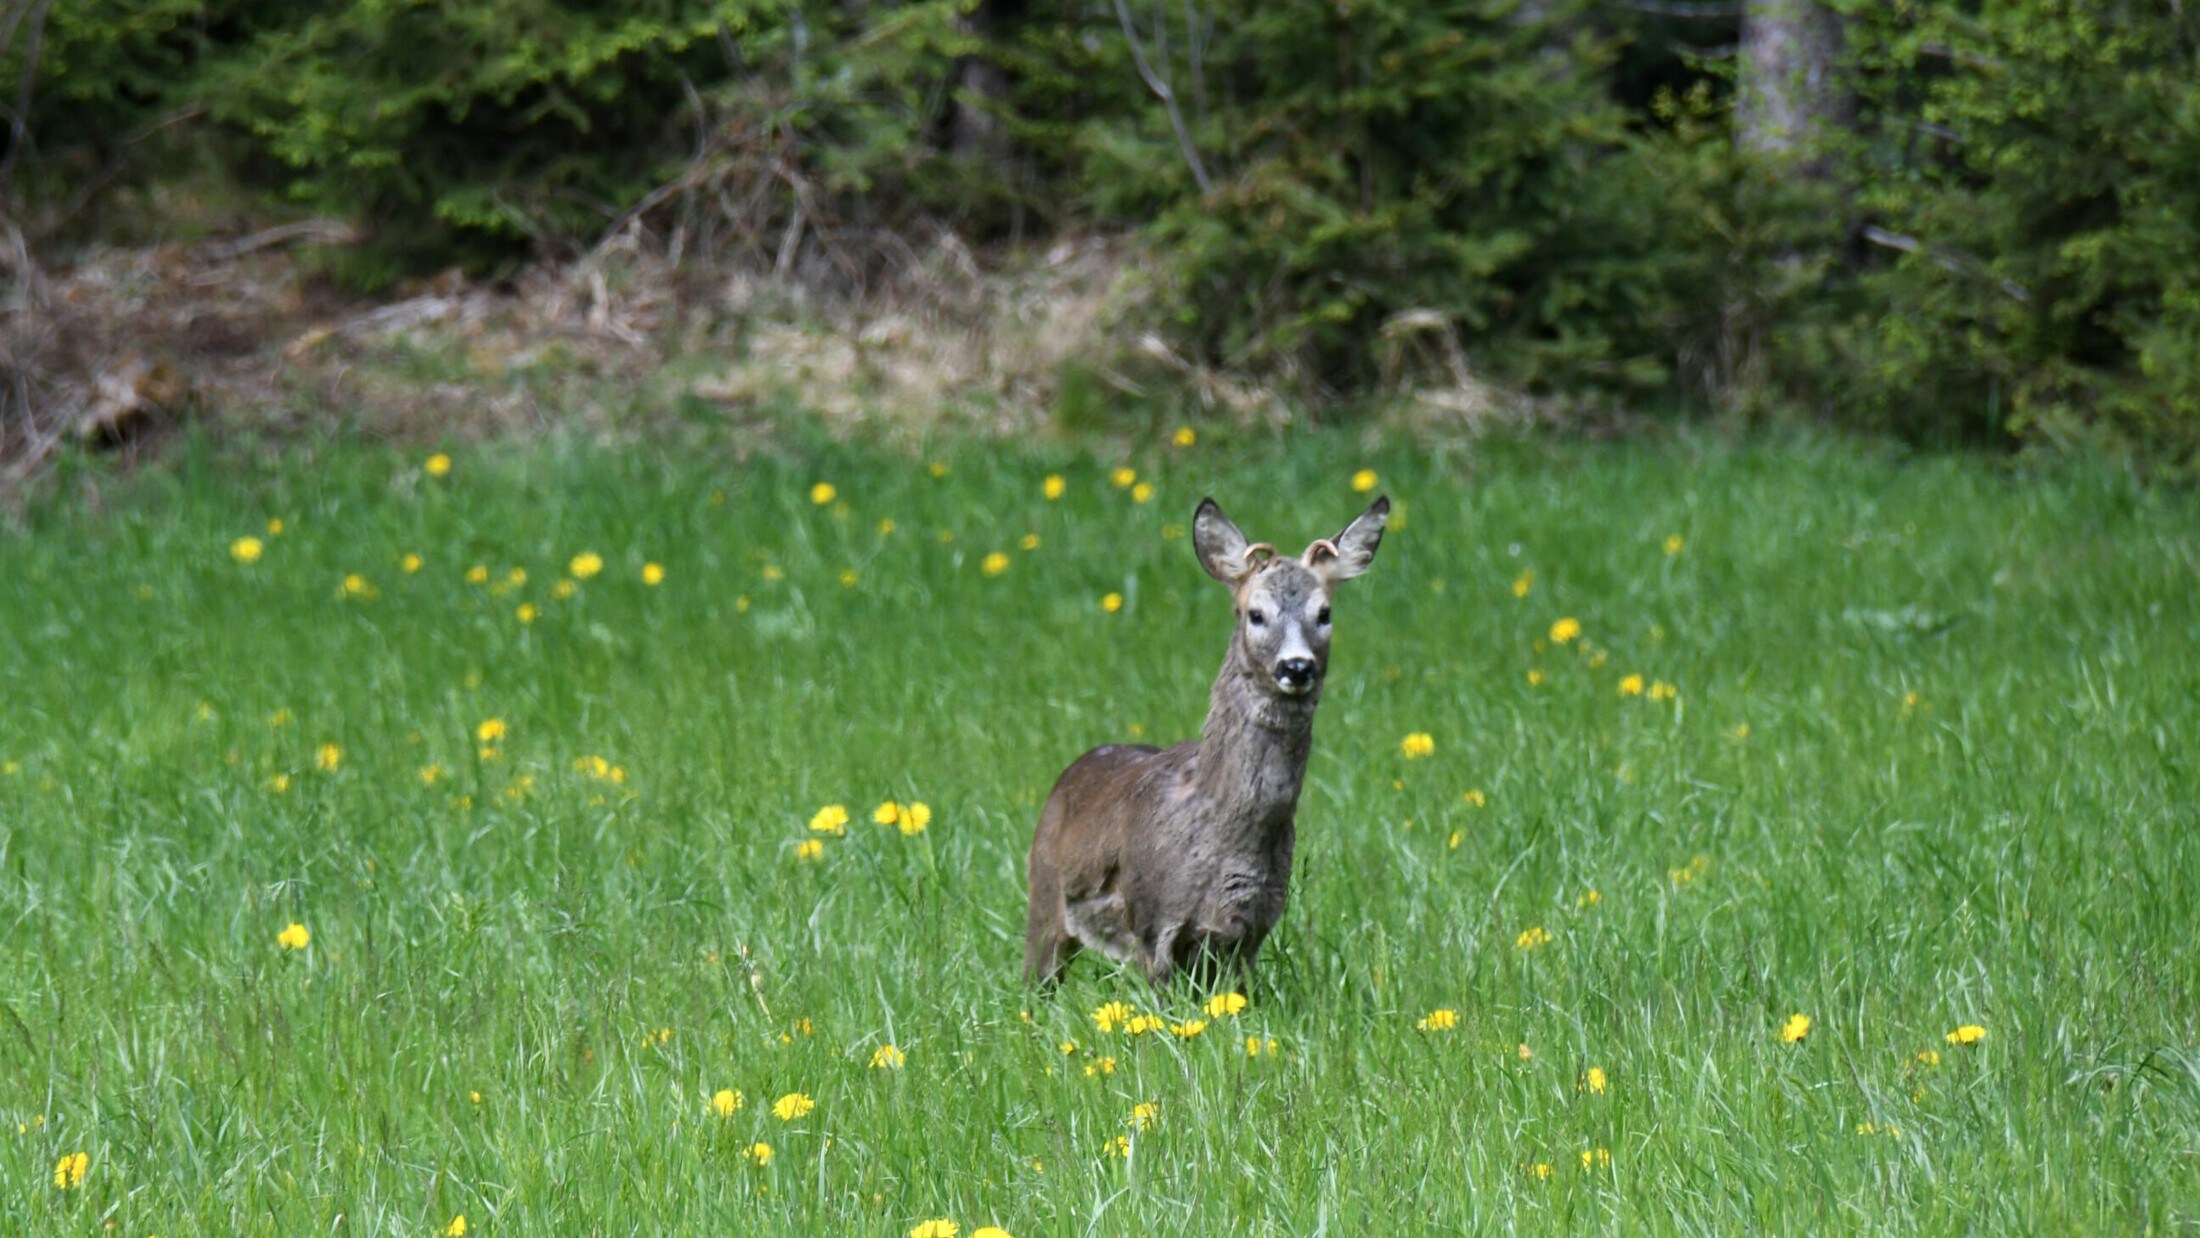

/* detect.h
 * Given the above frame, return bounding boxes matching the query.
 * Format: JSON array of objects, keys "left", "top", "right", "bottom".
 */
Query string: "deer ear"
[
  {"left": 1305, "top": 495, "right": 1389, "bottom": 584},
  {"left": 1193, "top": 498, "right": 1253, "bottom": 584}
]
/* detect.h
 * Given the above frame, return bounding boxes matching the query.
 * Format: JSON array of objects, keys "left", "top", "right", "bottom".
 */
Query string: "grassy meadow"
[{"left": 1, "top": 428, "right": 2197, "bottom": 1233}]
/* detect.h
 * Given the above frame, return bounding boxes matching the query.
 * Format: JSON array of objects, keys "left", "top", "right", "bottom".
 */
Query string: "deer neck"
[{"left": 1194, "top": 647, "right": 1317, "bottom": 831}]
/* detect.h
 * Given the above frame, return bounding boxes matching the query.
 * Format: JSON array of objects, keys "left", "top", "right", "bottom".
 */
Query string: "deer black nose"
[{"left": 1276, "top": 657, "right": 1317, "bottom": 688}]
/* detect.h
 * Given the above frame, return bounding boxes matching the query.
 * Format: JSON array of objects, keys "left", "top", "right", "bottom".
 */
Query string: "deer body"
[{"left": 1025, "top": 495, "right": 1389, "bottom": 986}]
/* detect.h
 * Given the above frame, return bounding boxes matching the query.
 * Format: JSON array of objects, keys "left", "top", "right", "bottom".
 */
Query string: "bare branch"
[
  {"left": 1626, "top": 0, "right": 1742, "bottom": 18},
  {"left": 1863, "top": 225, "right": 2029, "bottom": 303},
  {"left": 1113, "top": 0, "right": 1213, "bottom": 195}
]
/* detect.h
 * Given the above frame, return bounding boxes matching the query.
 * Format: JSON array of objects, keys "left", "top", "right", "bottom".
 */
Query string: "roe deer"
[{"left": 1024, "top": 495, "right": 1390, "bottom": 986}]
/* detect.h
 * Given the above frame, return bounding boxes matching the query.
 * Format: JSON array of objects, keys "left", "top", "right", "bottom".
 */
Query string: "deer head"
[{"left": 1192, "top": 495, "right": 1390, "bottom": 700}]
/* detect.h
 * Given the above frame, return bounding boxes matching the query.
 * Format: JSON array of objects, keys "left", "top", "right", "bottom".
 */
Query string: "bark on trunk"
[
  {"left": 949, "top": 0, "right": 1020, "bottom": 166},
  {"left": 1737, "top": 0, "right": 1853, "bottom": 178}
]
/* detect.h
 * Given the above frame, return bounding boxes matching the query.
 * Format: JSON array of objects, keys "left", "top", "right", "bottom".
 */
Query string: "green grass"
[{"left": 2, "top": 428, "right": 2197, "bottom": 1233}]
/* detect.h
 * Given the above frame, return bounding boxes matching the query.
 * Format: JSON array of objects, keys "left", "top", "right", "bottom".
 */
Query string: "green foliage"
[
  {"left": 1828, "top": 0, "right": 2200, "bottom": 469},
  {"left": 11, "top": 0, "right": 2200, "bottom": 463}
]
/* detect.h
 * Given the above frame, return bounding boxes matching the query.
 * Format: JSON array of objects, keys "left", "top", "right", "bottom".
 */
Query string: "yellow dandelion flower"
[
  {"left": 973, "top": 1228, "right": 1013, "bottom": 1238},
  {"left": 712, "top": 1088, "right": 744, "bottom": 1117},
  {"left": 477, "top": 718, "right": 506, "bottom": 744},
  {"left": 872, "top": 801, "right": 903, "bottom": 826},
  {"left": 745, "top": 1141, "right": 773, "bottom": 1165},
  {"left": 878, "top": 519, "right": 896, "bottom": 536},
  {"left": 266, "top": 516, "right": 285, "bottom": 536},
  {"left": 1103, "top": 1134, "right": 1131, "bottom": 1159},
  {"left": 1916, "top": 1049, "right": 1942, "bottom": 1066},
  {"left": 1448, "top": 829, "right": 1464, "bottom": 849},
  {"left": 1516, "top": 925, "right": 1552, "bottom": 950},
  {"left": 1530, "top": 1162, "right": 1554, "bottom": 1180},
  {"left": 983, "top": 552, "right": 1010, "bottom": 577},
  {"left": 1648, "top": 680, "right": 1677, "bottom": 701},
  {"left": 1618, "top": 674, "right": 1645, "bottom": 697},
  {"left": 506, "top": 567, "right": 526, "bottom": 588},
  {"left": 1351, "top": 468, "right": 1378, "bottom": 493},
  {"left": 870, "top": 1044, "right": 905, "bottom": 1069},
  {"left": 1131, "top": 482, "right": 1154, "bottom": 504},
  {"left": 401, "top": 553, "right": 423, "bottom": 574},
  {"left": 1091, "top": 1002, "right": 1133, "bottom": 1032},
  {"left": 1123, "top": 1014, "right": 1163, "bottom": 1035},
  {"left": 1110, "top": 467, "right": 1136, "bottom": 489},
  {"left": 811, "top": 482, "right": 837, "bottom": 506},
  {"left": 1511, "top": 569, "right": 1534, "bottom": 598},
  {"left": 810, "top": 804, "right": 849, "bottom": 835},
  {"left": 1549, "top": 617, "right": 1581, "bottom": 644},
  {"left": 762, "top": 564, "right": 784, "bottom": 581},
  {"left": 839, "top": 569, "right": 858, "bottom": 588},
  {"left": 642, "top": 562, "right": 665, "bottom": 585},
  {"left": 278, "top": 922, "right": 310, "bottom": 950},
  {"left": 1102, "top": 592, "right": 1123, "bottom": 613},
  {"left": 466, "top": 564, "right": 489, "bottom": 584},
  {"left": 569, "top": 551, "right": 603, "bottom": 579},
  {"left": 1083, "top": 1056, "right": 1118, "bottom": 1076},
  {"left": 1173, "top": 426, "right": 1197, "bottom": 447},
  {"left": 231, "top": 536, "right": 264, "bottom": 563},
  {"left": 425, "top": 453, "right": 452, "bottom": 477},
  {"left": 897, "top": 802, "right": 931, "bottom": 835},
  {"left": 1245, "top": 1036, "right": 1275, "bottom": 1057},
  {"left": 1663, "top": 534, "right": 1685, "bottom": 555},
  {"left": 795, "top": 839, "right": 824, "bottom": 862},
  {"left": 419, "top": 764, "right": 443, "bottom": 785},
  {"left": 1057, "top": 1040, "right": 1077, "bottom": 1055},
  {"left": 1947, "top": 1024, "right": 1986, "bottom": 1046},
  {"left": 1204, "top": 992, "right": 1248, "bottom": 1017},
  {"left": 1577, "top": 888, "right": 1601, "bottom": 907},
  {"left": 1169, "top": 1019, "right": 1207, "bottom": 1038},
  {"left": 1527, "top": 669, "right": 1547, "bottom": 686},
  {"left": 1020, "top": 532, "right": 1041, "bottom": 551},
  {"left": 1417, "top": 1008, "right": 1458, "bottom": 1032},
  {"left": 266, "top": 773, "right": 292, "bottom": 794},
  {"left": 551, "top": 578, "right": 576, "bottom": 600},
  {"left": 1584, "top": 1067, "right": 1608, "bottom": 1094},
  {"left": 1400, "top": 732, "right": 1435, "bottom": 759},
  {"left": 445, "top": 1215, "right": 468, "bottom": 1236},
  {"left": 1581, "top": 1147, "right": 1611, "bottom": 1170},
  {"left": 909, "top": 1220, "right": 958, "bottom": 1238},
  {"left": 1044, "top": 475, "right": 1065, "bottom": 500},
  {"left": 52, "top": 1152, "right": 87, "bottom": 1189},
  {"left": 516, "top": 603, "right": 538, "bottom": 624},
  {"left": 1127, "top": 1101, "right": 1160, "bottom": 1131},
  {"left": 1517, "top": 1043, "right": 1534, "bottom": 1061},
  {"left": 315, "top": 743, "right": 342, "bottom": 771},
  {"left": 771, "top": 1093, "right": 814, "bottom": 1121},
  {"left": 1781, "top": 1013, "right": 1812, "bottom": 1043}
]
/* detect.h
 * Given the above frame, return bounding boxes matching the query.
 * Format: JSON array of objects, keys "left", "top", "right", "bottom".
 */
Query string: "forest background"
[{"left": 2, "top": 0, "right": 2198, "bottom": 471}]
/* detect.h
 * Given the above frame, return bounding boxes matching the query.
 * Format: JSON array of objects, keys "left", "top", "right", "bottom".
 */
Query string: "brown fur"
[{"left": 1024, "top": 495, "right": 1389, "bottom": 985}]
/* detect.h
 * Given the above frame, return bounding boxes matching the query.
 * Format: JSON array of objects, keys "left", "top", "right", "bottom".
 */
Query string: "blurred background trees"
[{"left": 5, "top": 0, "right": 2197, "bottom": 468}]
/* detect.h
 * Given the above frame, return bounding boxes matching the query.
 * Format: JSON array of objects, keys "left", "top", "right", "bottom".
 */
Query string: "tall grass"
[{"left": 1, "top": 429, "right": 2195, "bottom": 1232}]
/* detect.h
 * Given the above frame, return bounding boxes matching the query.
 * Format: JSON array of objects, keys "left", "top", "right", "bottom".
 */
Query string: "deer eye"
[
  {"left": 1247, "top": 608, "right": 1267, "bottom": 626},
  {"left": 1317, "top": 606, "right": 1331, "bottom": 626}
]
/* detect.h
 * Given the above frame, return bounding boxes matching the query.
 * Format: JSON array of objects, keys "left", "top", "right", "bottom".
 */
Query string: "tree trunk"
[
  {"left": 949, "top": 0, "right": 1021, "bottom": 166},
  {"left": 1737, "top": 0, "right": 1852, "bottom": 177}
]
